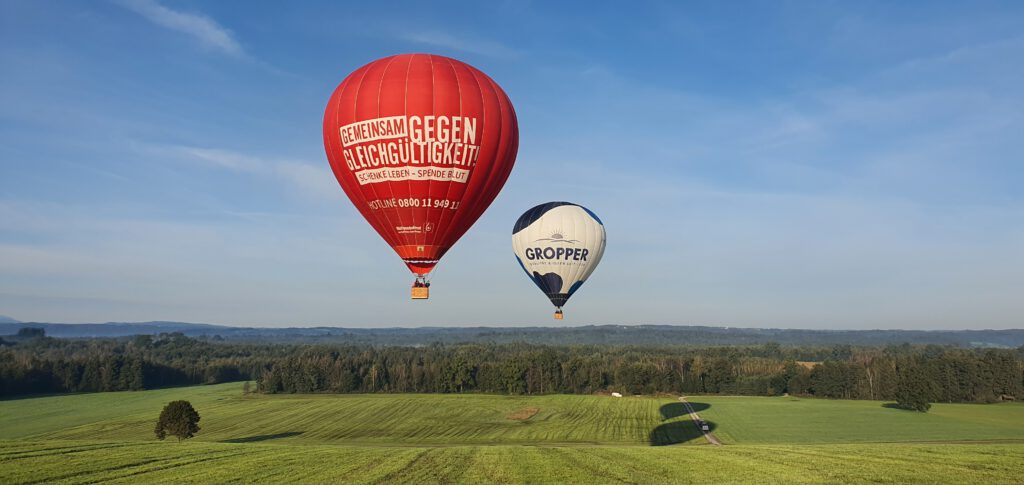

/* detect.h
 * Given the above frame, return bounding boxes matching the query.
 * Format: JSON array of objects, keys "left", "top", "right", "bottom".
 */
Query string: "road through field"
[{"left": 679, "top": 397, "right": 721, "bottom": 446}]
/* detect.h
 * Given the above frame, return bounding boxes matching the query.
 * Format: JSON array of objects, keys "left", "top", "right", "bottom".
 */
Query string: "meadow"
[
  {"left": 1, "top": 383, "right": 1022, "bottom": 483},
  {"left": 0, "top": 383, "right": 699, "bottom": 446},
  {"left": 3, "top": 440, "right": 1022, "bottom": 484},
  {"left": 694, "top": 395, "right": 1024, "bottom": 444}
]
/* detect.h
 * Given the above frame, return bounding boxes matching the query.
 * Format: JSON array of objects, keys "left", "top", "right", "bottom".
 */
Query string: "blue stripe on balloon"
[{"left": 512, "top": 201, "right": 575, "bottom": 234}]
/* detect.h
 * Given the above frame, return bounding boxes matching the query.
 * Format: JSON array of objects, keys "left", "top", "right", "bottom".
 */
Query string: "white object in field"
[{"left": 611, "top": 392, "right": 622, "bottom": 398}]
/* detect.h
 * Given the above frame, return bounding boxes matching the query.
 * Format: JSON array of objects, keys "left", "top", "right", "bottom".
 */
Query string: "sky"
[{"left": 1, "top": 1, "right": 1022, "bottom": 329}]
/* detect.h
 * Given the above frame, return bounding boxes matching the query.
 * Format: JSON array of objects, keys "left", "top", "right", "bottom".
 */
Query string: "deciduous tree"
[{"left": 155, "top": 400, "right": 200, "bottom": 441}]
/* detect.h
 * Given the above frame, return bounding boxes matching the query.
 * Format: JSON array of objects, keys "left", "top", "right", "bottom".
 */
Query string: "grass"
[
  {"left": 690, "top": 395, "right": 1024, "bottom": 444},
  {"left": 1, "top": 383, "right": 1023, "bottom": 483},
  {"left": 1, "top": 440, "right": 1021, "bottom": 484},
  {"left": 0, "top": 383, "right": 697, "bottom": 446}
]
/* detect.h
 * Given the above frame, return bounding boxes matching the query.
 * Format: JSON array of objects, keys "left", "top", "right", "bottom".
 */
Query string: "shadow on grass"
[
  {"left": 660, "top": 401, "right": 709, "bottom": 420},
  {"left": 882, "top": 403, "right": 929, "bottom": 412},
  {"left": 651, "top": 401, "right": 715, "bottom": 446},
  {"left": 649, "top": 419, "right": 717, "bottom": 446},
  {"left": 221, "top": 431, "right": 303, "bottom": 443}
]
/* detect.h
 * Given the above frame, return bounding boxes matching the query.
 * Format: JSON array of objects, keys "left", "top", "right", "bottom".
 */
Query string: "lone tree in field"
[{"left": 155, "top": 400, "right": 201, "bottom": 441}]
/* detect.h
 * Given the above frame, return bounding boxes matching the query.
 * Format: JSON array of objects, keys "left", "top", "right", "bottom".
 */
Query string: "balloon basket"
[
  {"left": 553, "top": 310, "right": 563, "bottom": 320},
  {"left": 411, "top": 276, "right": 430, "bottom": 299}
]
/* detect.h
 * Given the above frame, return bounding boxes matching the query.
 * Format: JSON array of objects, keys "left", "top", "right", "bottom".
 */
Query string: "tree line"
[
  {"left": 2, "top": 331, "right": 1021, "bottom": 404},
  {"left": 255, "top": 343, "right": 1022, "bottom": 403},
  {"left": 0, "top": 332, "right": 272, "bottom": 396}
]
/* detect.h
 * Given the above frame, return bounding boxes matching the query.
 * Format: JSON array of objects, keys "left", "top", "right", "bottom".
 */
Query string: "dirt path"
[{"left": 679, "top": 396, "right": 721, "bottom": 446}]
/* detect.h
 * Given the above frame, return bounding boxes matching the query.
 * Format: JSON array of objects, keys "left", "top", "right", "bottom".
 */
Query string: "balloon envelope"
[
  {"left": 323, "top": 54, "right": 518, "bottom": 276},
  {"left": 512, "top": 202, "right": 606, "bottom": 311}
]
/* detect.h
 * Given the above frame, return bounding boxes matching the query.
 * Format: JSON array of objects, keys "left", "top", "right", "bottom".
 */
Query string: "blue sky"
[{"left": 1, "top": 1, "right": 1021, "bottom": 328}]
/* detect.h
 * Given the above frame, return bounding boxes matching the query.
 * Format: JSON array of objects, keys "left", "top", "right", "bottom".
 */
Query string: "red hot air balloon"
[{"left": 323, "top": 54, "right": 518, "bottom": 299}]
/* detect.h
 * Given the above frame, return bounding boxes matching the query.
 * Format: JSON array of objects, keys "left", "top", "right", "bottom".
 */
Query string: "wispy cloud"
[
  {"left": 115, "top": 0, "right": 244, "bottom": 57},
  {"left": 153, "top": 145, "right": 342, "bottom": 201},
  {"left": 0, "top": 199, "right": 378, "bottom": 324},
  {"left": 399, "top": 30, "right": 523, "bottom": 58}
]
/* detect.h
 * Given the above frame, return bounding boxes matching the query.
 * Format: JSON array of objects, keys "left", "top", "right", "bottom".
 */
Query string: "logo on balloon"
[
  {"left": 524, "top": 247, "right": 590, "bottom": 262},
  {"left": 396, "top": 225, "right": 423, "bottom": 234},
  {"left": 534, "top": 231, "right": 580, "bottom": 244},
  {"left": 338, "top": 115, "right": 483, "bottom": 186}
]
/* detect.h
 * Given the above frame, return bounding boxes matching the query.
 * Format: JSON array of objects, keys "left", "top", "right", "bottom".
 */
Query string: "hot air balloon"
[
  {"left": 323, "top": 54, "right": 518, "bottom": 299},
  {"left": 512, "top": 202, "right": 606, "bottom": 319}
]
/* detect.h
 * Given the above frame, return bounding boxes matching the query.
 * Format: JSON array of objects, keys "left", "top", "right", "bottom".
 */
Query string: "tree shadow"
[
  {"left": 221, "top": 431, "right": 303, "bottom": 443},
  {"left": 659, "top": 401, "right": 709, "bottom": 420},
  {"left": 649, "top": 419, "right": 717, "bottom": 446},
  {"left": 882, "top": 403, "right": 924, "bottom": 412}
]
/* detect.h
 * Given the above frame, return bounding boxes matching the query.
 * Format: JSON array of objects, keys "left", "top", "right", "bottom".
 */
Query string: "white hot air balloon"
[{"left": 512, "top": 202, "right": 606, "bottom": 319}]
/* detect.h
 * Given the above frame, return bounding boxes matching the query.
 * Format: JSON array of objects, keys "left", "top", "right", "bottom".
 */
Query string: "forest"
[{"left": 1, "top": 329, "right": 1021, "bottom": 403}]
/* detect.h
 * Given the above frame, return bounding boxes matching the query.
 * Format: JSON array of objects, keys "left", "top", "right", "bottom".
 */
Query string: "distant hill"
[
  {"left": 0, "top": 315, "right": 20, "bottom": 324},
  {"left": 2, "top": 321, "right": 1022, "bottom": 348},
  {"left": 0, "top": 321, "right": 227, "bottom": 338}
]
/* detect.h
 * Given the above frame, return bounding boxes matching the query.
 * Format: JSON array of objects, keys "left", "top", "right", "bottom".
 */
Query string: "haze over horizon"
[{"left": 2, "top": 1, "right": 1022, "bottom": 329}]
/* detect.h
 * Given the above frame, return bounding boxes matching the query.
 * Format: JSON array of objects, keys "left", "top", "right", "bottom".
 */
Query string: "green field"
[
  {"left": 691, "top": 395, "right": 1024, "bottom": 444},
  {"left": 3, "top": 440, "right": 1022, "bottom": 484},
  {"left": 2, "top": 383, "right": 1022, "bottom": 483},
  {"left": 0, "top": 384, "right": 699, "bottom": 446}
]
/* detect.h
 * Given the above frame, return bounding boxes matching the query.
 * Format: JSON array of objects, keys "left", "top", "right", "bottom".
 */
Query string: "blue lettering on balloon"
[{"left": 524, "top": 246, "right": 589, "bottom": 261}]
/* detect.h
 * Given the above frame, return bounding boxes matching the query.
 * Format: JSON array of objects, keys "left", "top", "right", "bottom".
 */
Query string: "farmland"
[
  {"left": 0, "top": 383, "right": 700, "bottom": 446},
  {"left": 694, "top": 395, "right": 1024, "bottom": 444},
  {"left": 1, "top": 383, "right": 1023, "bottom": 483},
  {"left": 3, "top": 440, "right": 1023, "bottom": 484}
]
